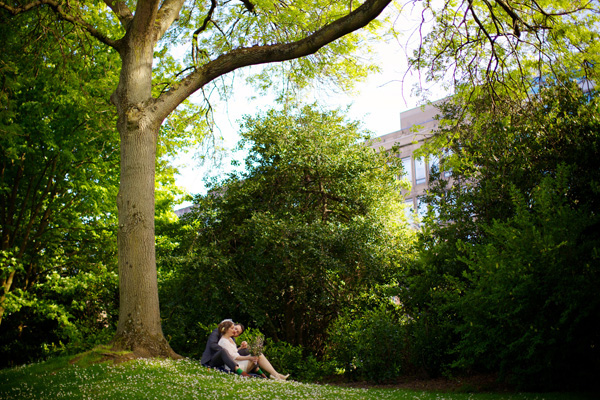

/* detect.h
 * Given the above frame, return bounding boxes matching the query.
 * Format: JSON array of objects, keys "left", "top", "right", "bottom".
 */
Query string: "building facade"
[{"left": 369, "top": 99, "right": 448, "bottom": 223}]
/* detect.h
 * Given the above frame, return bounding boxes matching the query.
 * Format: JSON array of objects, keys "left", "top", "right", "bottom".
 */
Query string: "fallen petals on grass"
[{"left": 0, "top": 358, "right": 591, "bottom": 400}]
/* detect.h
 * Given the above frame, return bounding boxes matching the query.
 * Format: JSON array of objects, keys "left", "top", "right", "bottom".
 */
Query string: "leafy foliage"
[
  {"left": 326, "top": 303, "right": 410, "bottom": 382},
  {"left": 172, "top": 0, "right": 387, "bottom": 93},
  {"left": 407, "top": 80, "right": 600, "bottom": 389},
  {"left": 0, "top": 12, "right": 122, "bottom": 366},
  {"left": 411, "top": 0, "right": 600, "bottom": 103},
  {"left": 263, "top": 338, "right": 333, "bottom": 382},
  {"left": 454, "top": 169, "right": 600, "bottom": 389}
]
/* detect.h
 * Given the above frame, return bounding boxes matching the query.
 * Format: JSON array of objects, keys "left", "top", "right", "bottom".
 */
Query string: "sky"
[{"left": 173, "top": 6, "right": 448, "bottom": 199}]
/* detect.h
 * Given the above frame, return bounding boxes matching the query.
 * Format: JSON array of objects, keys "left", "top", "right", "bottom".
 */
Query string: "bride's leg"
[{"left": 257, "top": 354, "right": 284, "bottom": 379}]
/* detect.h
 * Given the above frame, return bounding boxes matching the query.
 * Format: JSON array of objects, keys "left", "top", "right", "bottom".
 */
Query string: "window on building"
[
  {"left": 442, "top": 149, "right": 453, "bottom": 178},
  {"left": 401, "top": 157, "right": 413, "bottom": 186},
  {"left": 415, "top": 157, "right": 427, "bottom": 185}
]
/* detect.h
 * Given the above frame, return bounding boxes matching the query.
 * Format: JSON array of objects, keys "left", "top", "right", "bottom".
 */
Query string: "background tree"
[
  {"left": 159, "top": 104, "right": 413, "bottom": 358},
  {"left": 405, "top": 80, "right": 600, "bottom": 388},
  {"left": 0, "top": 12, "right": 121, "bottom": 365},
  {"left": 410, "top": 0, "right": 599, "bottom": 103},
  {"left": 0, "top": 10, "right": 192, "bottom": 366}
]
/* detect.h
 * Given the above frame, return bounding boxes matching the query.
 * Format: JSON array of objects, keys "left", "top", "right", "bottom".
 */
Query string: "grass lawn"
[{"left": 0, "top": 350, "right": 596, "bottom": 400}]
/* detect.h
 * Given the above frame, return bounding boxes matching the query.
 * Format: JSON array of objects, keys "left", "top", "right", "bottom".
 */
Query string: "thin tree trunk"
[{"left": 0, "top": 270, "right": 17, "bottom": 326}]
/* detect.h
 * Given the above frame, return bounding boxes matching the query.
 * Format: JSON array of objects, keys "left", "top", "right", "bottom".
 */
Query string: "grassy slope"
[{"left": 0, "top": 350, "right": 595, "bottom": 400}]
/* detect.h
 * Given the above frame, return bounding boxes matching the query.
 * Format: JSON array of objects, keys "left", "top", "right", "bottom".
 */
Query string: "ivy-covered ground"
[{"left": 0, "top": 351, "right": 595, "bottom": 400}]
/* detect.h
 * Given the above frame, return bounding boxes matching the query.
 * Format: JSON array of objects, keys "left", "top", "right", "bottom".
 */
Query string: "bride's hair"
[{"left": 218, "top": 320, "right": 234, "bottom": 335}]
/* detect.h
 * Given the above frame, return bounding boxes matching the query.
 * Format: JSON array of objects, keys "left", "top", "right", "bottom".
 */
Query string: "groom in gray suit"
[{"left": 201, "top": 319, "right": 248, "bottom": 375}]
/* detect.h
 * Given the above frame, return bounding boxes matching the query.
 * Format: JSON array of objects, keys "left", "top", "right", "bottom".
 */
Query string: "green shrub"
[
  {"left": 237, "top": 326, "right": 334, "bottom": 382},
  {"left": 263, "top": 339, "right": 334, "bottom": 382},
  {"left": 0, "top": 267, "right": 118, "bottom": 367},
  {"left": 452, "top": 171, "right": 600, "bottom": 389},
  {"left": 326, "top": 304, "right": 409, "bottom": 382},
  {"left": 406, "top": 309, "right": 457, "bottom": 378},
  {"left": 410, "top": 81, "right": 600, "bottom": 390}
]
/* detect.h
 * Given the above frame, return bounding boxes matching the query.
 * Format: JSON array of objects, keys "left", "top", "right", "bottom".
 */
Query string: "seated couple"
[{"left": 201, "top": 319, "right": 289, "bottom": 380}]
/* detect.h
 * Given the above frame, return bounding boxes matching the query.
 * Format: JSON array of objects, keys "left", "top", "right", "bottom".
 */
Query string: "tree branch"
[
  {"left": 155, "top": 0, "right": 185, "bottom": 41},
  {"left": 239, "top": 0, "right": 255, "bottom": 14},
  {"left": 102, "top": 0, "right": 133, "bottom": 28},
  {"left": 154, "top": 0, "right": 392, "bottom": 121},
  {"left": 192, "top": 0, "right": 217, "bottom": 66},
  {"left": 468, "top": 0, "right": 497, "bottom": 50},
  {"left": 128, "top": 0, "right": 161, "bottom": 44},
  {"left": 0, "top": 0, "right": 121, "bottom": 49},
  {"left": 494, "top": 0, "right": 528, "bottom": 35}
]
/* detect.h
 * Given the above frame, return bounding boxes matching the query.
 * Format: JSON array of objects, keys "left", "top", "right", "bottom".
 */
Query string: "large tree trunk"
[
  {"left": 112, "top": 118, "right": 178, "bottom": 358},
  {"left": 110, "top": 34, "right": 179, "bottom": 358}
]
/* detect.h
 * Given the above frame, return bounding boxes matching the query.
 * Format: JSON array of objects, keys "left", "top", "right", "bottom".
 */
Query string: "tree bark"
[
  {"left": 110, "top": 31, "right": 179, "bottom": 358},
  {"left": 112, "top": 117, "right": 179, "bottom": 357}
]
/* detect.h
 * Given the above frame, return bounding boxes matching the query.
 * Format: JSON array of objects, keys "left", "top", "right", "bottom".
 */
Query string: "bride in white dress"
[{"left": 217, "top": 320, "right": 289, "bottom": 380}]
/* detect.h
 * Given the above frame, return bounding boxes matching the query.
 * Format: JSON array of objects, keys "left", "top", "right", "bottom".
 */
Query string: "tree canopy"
[
  {"left": 410, "top": 0, "right": 599, "bottom": 102},
  {"left": 159, "top": 104, "right": 413, "bottom": 354},
  {"left": 0, "top": 10, "right": 122, "bottom": 365}
]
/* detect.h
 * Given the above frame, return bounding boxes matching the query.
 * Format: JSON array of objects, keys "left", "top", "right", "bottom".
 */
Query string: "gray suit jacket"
[{"left": 201, "top": 328, "right": 222, "bottom": 365}]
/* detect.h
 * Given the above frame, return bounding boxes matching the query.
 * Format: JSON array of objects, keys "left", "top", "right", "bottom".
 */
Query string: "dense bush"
[
  {"left": 325, "top": 304, "right": 411, "bottom": 382},
  {"left": 0, "top": 265, "right": 118, "bottom": 368},
  {"left": 157, "top": 254, "right": 227, "bottom": 359},
  {"left": 453, "top": 168, "right": 600, "bottom": 389},
  {"left": 263, "top": 339, "right": 333, "bottom": 382},
  {"left": 407, "top": 80, "right": 600, "bottom": 389}
]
